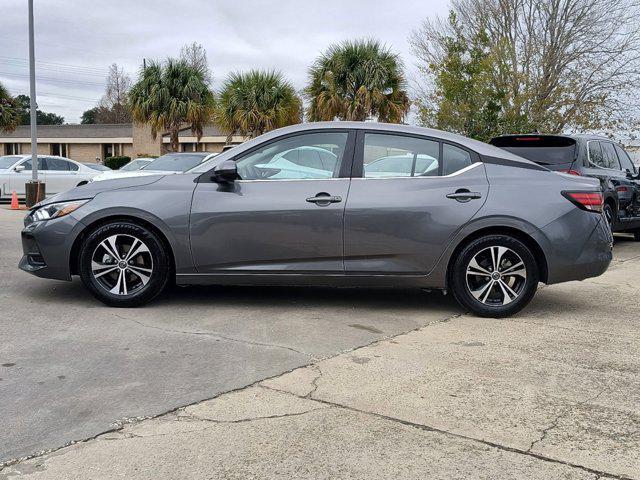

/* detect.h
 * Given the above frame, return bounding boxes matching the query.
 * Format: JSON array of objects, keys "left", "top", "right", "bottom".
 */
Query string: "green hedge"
[{"left": 104, "top": 156, "right": 131, "bottom": 170}]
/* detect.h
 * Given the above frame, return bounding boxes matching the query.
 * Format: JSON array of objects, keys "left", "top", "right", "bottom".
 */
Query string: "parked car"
[
  {"left": 83, "top": 163, "right": 112, "bottom": 171},
  {"left": 0, "top": 154, "right": 102, "bottom": 199},
  {"left": 88, "top": 152, "right": 216, "bottom": 183},
  {"left": 120, "top": 158, "right": 154, "bottom": 171},
  {"left": 19, "top": 122, "right": 612, "bottom": 317},
  {"left": 490, "top": 134, "right": 640, "bottom": 239}
]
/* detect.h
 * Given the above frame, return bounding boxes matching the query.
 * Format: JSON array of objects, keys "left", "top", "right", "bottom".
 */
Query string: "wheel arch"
[
  {"left": 69, "top": 214, "right": 176, "bottom": 276},
  {"left": 444, "top": 225, "right": 548, "bottom": 287}
]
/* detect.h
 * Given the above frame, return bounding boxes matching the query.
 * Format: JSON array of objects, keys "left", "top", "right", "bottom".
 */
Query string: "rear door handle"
[
  {"left": 446, "top": 190, "right": 482, "bottom": 202},
  {"left": 306, "top": 193, "right": 342, "bottom": 206}
]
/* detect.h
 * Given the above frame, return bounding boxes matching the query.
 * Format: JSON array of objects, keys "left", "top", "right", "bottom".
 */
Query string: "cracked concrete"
[
  {"left": 0, "top": 208, "right": 460, "bottom": 464},
  {"left": 2, "top": 239, "right": 639, "bottom": 479},
  {"left": 2, "top": 212, "right": 640, "bottom": 479}
]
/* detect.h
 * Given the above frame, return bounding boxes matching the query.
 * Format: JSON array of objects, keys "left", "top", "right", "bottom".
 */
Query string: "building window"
[
  {"left": 4, "top": 143, "right": 21, "bottom": 155},
  {"left": 102, "top": 144, "right": 114, "bottom": 159},
  {"left": 50, "top": 143, "right": 67, "bottom": 157}
]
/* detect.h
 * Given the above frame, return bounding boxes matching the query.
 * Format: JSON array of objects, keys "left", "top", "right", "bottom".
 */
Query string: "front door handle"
[
  {"left": 446, "top": 189, "right": 482, "bottom": 202},
  {"left": 306, "top": 192, "right": 342, "bottom": 206}
]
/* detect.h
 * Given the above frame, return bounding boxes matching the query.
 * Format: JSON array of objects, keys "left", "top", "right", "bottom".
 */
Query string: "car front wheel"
[
  {"left": 450, "top": 234, "right": 539, "bottom": 318},
  {"left": 79, "top": 221, "right": 172, "bottom": 307}
]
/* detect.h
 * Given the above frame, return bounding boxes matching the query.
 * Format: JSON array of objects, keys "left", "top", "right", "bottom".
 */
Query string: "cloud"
[{"left": 0, "top": 0, "right": 449, "bottom": 122}]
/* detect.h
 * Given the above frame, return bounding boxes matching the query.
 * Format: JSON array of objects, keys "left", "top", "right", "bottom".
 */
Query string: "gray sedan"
[{"left": 19, "top": 122, "right": 613, "bottom": 317}]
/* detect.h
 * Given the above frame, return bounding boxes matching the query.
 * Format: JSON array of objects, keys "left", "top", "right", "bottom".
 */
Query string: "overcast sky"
[{"left": 0, "top": 0, "right": 450, "bottom": 123}]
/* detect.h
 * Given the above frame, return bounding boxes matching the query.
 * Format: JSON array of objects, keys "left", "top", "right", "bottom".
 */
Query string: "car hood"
[
  {"left": 31, "top": 174, "right": 166, "bottom": 209},
  {"left": 89, "top": 169, "right": 181, "bottom": 183}
]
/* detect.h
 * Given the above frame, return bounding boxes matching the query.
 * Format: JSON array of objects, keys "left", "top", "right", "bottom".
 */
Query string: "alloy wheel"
[
  {"left": 465, "top": 246, "right": 527, "bottom": 306},
  {"left": 90, "top": 234, "right": 153, "bottom": 295}
]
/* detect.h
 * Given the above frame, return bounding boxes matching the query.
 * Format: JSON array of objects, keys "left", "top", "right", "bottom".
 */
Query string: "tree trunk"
[{"left": 170, "top": 127, "right": 179, "bottom": 152}]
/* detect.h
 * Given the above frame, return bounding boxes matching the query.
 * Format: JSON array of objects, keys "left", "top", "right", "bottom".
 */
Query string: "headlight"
[{"left": 30, "top": 200, "right": 89, "bottom": 223}]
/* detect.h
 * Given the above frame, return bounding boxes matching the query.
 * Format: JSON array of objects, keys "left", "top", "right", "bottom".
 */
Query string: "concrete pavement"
[
  {"left": 0, "top": 207, "right": 460, "bottom": 463},
  {"left": 1, "top": 205, "right": 638, "bottom": 479}
]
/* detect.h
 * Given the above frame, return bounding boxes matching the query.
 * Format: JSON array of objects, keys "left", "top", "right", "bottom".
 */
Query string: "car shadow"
[{"left": 24, "top": 278, "right": 461, "bottom": 313}]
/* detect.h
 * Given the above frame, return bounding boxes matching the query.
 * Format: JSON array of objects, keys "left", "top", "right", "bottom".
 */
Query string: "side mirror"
[
  {"left": 212, "top": 160, "right": 238, "bottom": 183},
  {"left": 14, "top": 165, "right": 25, "bottom": 172}
]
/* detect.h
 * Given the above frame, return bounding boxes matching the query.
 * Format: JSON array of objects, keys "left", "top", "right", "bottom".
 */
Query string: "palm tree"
[
  {"left": 215, "top": 70, "right": 301, "bottom": 140},
  {"left": 129, "top": 59, "right": 215, "bottom": 152},
  {"left": 306, "top": 39, "right": 410, "bottom": 123},
  {"left": 0, "top": 83, "right": 19, "bottom": 132}
]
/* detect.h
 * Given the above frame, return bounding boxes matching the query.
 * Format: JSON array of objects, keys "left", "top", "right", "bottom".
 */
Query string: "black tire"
[
  {"left": 449, "top": 234, "right": 539, "bottom": 318},
  {"left": 603, "top": 202, "right": 615, "bottom": 232},
  {"left": 634, "top": 230, "right": 640, "bottom": 242},
  {"left": 79, "top": 221, "right": 172, "bottom": 307}
]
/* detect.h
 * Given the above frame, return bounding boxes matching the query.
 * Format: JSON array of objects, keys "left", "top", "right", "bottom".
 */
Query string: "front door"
[
  {"left": 190, "top": 130, "right": 354, "bottom": 274},
  {"left": 9, "top": 157, "right": 46, "bottom": 195},
  {"left": 344, "top": 132, "right": 489, "bottom": 274}
]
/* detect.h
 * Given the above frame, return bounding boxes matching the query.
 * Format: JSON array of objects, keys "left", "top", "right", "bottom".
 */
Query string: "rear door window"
[
  {"left": 46, "top": 157, "right": 72, "bottom": 171},
  {"left": 600, "top": 142, "right": 621, "bottom": 170},
  {"left": 442, "top": 144, "right": 473, "bottom": 175},
  {"left": 588, "top": 141, "right": 605, "bottom": 168},
  {"left": 362, "top": 133, "right": 440, "bottom": 178},
  {"left": 614, "top": 145, "right": 636, "bottom": 173}
]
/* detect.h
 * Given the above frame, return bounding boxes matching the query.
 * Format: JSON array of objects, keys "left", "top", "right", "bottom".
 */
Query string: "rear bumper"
[{"left": 536, "top": 210, "right": 613, "bottom": 285}]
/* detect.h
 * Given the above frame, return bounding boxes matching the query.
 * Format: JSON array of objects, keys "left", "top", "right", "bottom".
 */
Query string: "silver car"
[{"left": 19, "top": 122, "right": 613, "bottom": 317}]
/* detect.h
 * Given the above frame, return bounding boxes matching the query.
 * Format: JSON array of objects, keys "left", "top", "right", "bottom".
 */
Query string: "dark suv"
[{"left": 490, "top": 134, "right": 640, "bottom": 239}]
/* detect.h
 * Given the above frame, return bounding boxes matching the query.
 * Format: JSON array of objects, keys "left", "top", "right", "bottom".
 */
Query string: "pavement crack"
[
  {"left": 182, "top": 408, "right": 328, "bottom": 426},
  {"left": 260, "top": 385, "right": 633, "bottom": 480},
  {"left": 526, "top": 385, "right": 610, "bottom": 453},
  {"left": 305, "top": 364, "right": 323, "bottom": 399},
  {"left": 112, "top": 313, "right": 317, "bottom": 360},
  {"left": 1, "top": 309, "right": 463, "bottom": 472}
]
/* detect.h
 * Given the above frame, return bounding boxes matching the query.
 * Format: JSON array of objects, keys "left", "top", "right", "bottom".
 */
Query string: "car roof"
[{"left": 245, "top": 122, "right": 533, "bottom": 165}]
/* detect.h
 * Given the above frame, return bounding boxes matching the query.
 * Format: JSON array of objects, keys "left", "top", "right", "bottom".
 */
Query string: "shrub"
[{"left": 104, "top": 156, "right": 131, "bottom": 170}]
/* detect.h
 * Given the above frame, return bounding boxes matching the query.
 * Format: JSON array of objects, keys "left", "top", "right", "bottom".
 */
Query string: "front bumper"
[{"left": 19, "top": 214, "right": 85, "bottom": 281}]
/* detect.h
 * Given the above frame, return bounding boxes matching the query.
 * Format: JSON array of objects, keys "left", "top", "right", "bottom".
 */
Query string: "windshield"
[
  {"left": 142, "top": 153, "right": 209, "bottom": 172},
  {"left": 121, "top": 159, "right": 150, "bottom": 171},
  {"left": 0, "top": 155, "right": 23, "bottom": 169},
  {"left": 490, "top": 136, "right": 576, "bottom": 165}
]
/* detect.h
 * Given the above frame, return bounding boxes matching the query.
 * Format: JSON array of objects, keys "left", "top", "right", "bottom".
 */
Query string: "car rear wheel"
[
  {"left": 79, "top": 221, "right": 171, "bottom": 307},
  {"left": 603, "top": 202, "right": 615, "bottom": 231},
  {"left": 450, "top": 234, "right": 539, "bottom": 318}
]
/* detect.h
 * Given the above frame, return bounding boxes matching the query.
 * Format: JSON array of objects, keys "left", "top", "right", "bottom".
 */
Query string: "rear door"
[
  {"left": 343, "top": 131, "right": 489, "bottom": 274},
  {"left": 613, "top": 144, "right": 640, "bottom": 217},
  {"left": 585, "top": 141, "right": 631, "bottom": 207},
  {"left": 43, "top": 157, "right": 80, "bottom": 193}
]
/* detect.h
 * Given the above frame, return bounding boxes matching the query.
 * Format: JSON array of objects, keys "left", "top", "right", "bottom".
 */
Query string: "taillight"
[
  {"left": 562, "top": 191, "right": 603, "bottom": 213},
  {"left": 559, "top": 169, "right": 581, "bottom": 176},
  {"left": 616, "top": 186, "right": 628, "bottom": 192}
]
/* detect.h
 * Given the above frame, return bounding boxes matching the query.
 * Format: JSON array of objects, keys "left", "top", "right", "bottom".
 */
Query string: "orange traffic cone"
[{"left": 10, "top": 191, "right": 20, "bottom": 210}]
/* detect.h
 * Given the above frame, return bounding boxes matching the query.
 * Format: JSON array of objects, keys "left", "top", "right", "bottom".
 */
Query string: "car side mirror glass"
[
  {"left": 212, "top": 160, "right": 238, "bottom": 183},
  {"left": 14, "top": 165, "right": 25, "bottom": 172}
]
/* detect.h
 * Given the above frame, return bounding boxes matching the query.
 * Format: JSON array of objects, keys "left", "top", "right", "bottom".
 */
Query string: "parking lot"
[{"left": 1, "top": 205, "right": 639, "bottom": 479}]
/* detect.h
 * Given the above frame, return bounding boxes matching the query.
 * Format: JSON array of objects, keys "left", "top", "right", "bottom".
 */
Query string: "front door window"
[{"left": 234, "top": 132, "right": 348, "bottom": 180}]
